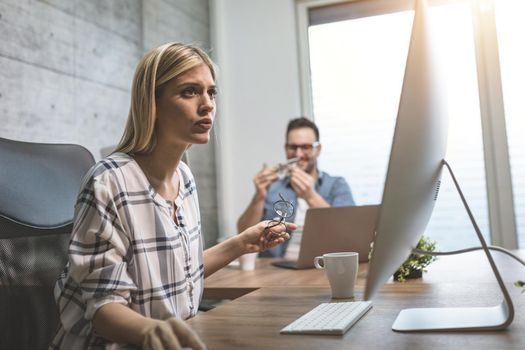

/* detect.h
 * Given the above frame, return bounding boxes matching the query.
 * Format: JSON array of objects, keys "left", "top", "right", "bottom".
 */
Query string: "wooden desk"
[
  {"left": 202, "top": 258, "right": 339, "bottom": 299},
  {"left": 190, "top": 251, "right": 525, "bottom": 349}
]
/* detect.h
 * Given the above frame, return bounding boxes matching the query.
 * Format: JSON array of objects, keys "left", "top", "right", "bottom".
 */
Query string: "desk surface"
[{"left": 189, "top": 250, "right": 525, "bottom": 350}]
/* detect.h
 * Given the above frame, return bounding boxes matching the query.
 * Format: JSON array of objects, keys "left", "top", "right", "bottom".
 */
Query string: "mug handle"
[{"left": 314, "top": 256, "right": 324, "bottom": 269}]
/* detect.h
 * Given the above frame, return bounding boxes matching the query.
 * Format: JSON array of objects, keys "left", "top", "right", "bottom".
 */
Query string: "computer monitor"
[
  {"left": 363, "top": 0, "right": 514, "bottom": 331},
  {"left": 364, "top": 0, "right": 447, "bottom": 302}
]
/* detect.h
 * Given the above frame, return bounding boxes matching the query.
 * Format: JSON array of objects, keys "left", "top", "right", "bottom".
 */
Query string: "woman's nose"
[{"left": 199, "top": 95, "right": 215, "bottom": 115}]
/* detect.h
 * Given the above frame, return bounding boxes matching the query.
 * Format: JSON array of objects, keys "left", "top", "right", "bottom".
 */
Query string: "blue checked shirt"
[{"left": 50, "top": 153, "right": 204, "bottom": 350}]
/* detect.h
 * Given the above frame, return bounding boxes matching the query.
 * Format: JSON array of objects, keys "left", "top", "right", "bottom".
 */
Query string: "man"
[{"left": 237, "top": 117, "right": 355, "bottom": 257}]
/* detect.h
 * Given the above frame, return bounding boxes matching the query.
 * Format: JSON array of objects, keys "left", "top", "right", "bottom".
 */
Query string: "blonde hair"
[{"left": 114, "top": 42, "right": 216, "bottom": 154}]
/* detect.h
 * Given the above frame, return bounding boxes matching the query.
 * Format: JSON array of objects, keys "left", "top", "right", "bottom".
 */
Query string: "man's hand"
[
  {"left": 142, "top": 318, "right": 206, "bottom": 350},
  {"left": 289, "top": 166, "right": 316, "bottom": 201},
  {"left": 253, "top": 165, "right": 278, "bottom": 199}
]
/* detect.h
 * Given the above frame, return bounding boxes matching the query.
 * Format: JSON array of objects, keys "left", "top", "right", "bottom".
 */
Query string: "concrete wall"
[
  {"left": 0, "top": 0, "right": 218, "bottom": 248},
  {"left": 0, "top": 0, "right": 140, "bottom": 155}
]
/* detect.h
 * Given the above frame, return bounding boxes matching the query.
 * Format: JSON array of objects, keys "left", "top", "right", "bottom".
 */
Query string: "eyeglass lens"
[
  {"left": 273, "top": 193, "right": 294, "bottom": 219},
  {"left": 285, "top": 142, "right": 318, "bottom": 152}
]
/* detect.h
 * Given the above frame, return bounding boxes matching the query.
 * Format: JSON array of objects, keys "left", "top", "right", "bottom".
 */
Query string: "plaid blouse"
[{"left": 49, "top": 153, "right": 204, "bottom": 350}]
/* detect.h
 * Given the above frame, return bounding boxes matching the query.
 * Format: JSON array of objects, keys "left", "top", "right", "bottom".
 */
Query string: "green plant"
[
  {"left": 515, "top": 280, "right": 525, "bottom": 293},
  {"left": 394, "top": 236, "right": 437, "bottom": 282}
]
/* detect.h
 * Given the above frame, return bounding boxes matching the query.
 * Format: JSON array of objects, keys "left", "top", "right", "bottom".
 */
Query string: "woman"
[{"left": 50, "top": 42, "right": 295, "bottom": 350}]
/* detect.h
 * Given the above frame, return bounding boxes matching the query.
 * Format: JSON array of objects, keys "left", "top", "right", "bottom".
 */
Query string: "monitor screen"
[{"left": 364, "top": 0, "right": 448, "bottom": 301}]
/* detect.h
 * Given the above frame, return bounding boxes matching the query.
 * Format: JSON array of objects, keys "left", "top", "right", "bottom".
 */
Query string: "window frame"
[{"left": 295, "top": 0, "right": 518, "bottom": 248}]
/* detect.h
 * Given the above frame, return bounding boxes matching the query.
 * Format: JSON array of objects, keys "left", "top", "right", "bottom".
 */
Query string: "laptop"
[{"left": 272, "top": 205, "right": 379, "bottom": 269}]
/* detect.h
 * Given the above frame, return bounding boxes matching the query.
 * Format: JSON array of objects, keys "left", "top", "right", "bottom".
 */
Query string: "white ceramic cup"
[
  {"left": 314, "top": 252, "right": 359, "bottom": 299},
  {"left": 239, "top": 252, "right": 258, "bottom": 271}
]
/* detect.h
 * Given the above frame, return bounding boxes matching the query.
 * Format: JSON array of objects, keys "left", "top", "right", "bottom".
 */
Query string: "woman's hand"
[
  {"left": 142, "top": 318, "right": 206, "bottom": 350},
  {"left": 239, "top": 220, "right": 296, "bottom": 253}
]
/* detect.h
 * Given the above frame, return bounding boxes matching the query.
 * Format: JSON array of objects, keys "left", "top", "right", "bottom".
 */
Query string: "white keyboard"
[{"left": 280, "top": 301, "right": 372, "bottom": 335}]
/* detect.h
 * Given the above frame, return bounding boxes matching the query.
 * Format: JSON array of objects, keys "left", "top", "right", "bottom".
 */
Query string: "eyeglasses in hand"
[{"left": 263, "top": 193, "right": 294, "bottom": 249}]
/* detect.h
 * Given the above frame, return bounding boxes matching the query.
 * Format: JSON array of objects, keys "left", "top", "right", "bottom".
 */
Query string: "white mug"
[
  {"left": 239, "top": 252, "right": 258, "bottom": 271},
  {"left": 314, "top": 252, "right": 359, "bottom": 299}
]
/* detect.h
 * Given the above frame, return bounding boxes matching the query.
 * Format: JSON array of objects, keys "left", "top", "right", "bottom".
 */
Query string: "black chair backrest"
[{"left": 0, "top": 137, "right": 95, "bottom": 350}]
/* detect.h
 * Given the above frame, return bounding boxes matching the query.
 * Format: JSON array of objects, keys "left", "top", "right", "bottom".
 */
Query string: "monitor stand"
[{"left": 392, "top": 160, "right": 515, "bottom": 332}]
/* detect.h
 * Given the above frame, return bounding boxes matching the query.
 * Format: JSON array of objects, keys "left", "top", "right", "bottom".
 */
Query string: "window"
[
  {"left": 494, "top": 0, "right": 525, "bottom": 246},
  {"left": 308, "top": 11, "right": 410, "bottom": 206},
  {"left": 301, "top": 0, "right": 520, "bottom": 250}
]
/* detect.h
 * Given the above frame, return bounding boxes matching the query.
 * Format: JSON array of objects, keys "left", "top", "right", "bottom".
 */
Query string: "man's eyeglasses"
[{"left": 285, "top": 141, "right": 320, "bottom": 152}]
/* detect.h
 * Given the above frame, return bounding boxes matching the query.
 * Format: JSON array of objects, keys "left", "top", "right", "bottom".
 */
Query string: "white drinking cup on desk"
[
  {"left": 314, "top": 252, "right": 359, "bottom": 299},
  {"left": 239, "top": 252, "right": 258, "bottom": 271}
]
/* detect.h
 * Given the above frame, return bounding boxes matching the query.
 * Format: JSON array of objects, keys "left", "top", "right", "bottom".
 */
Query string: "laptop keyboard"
[{"left": 280, "top": 301, "right": 372, "bottom": 335}]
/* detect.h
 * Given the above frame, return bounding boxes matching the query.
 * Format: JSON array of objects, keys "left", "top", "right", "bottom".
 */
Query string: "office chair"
[{"left": 0, "top": 137, "right": 95, "bottom": 350}]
